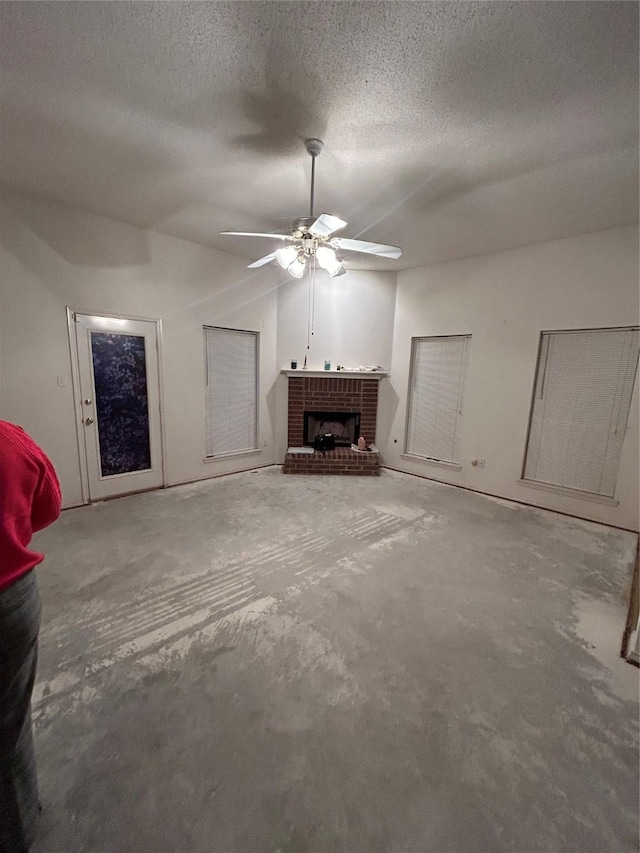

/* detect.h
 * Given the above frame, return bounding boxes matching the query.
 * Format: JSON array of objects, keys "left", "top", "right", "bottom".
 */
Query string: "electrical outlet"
[
  {"left": 477, "top": 458, "right": 485, "bottom": 468},
  {"left": 57, "top": 375, "right": 67, "bottom": 387}
]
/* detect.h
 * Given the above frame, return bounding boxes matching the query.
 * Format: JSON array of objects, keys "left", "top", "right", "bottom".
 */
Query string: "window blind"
[
  {"left": 523, "top": 327, "right": 639, "bottom": 497},
  {"left": 204, "top": 327, "right": 258, "bottom": 457},
  {"left": 406, "top": 335, "right": 471, "bottom": 464}
]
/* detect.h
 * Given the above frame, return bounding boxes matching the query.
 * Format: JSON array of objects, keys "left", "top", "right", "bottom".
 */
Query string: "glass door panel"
[{"left": 90, "top": 332, "right": 152, "bottom": 475}]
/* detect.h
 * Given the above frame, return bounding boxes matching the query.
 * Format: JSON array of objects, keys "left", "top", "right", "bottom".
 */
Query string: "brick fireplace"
[{"left": 283, "top": 373, "right": 383, "bottom": 475}]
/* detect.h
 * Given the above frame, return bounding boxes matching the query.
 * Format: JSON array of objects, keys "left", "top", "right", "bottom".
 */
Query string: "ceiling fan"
[{"left": 221, "top": 138, "right": 402, "bottom": 278}]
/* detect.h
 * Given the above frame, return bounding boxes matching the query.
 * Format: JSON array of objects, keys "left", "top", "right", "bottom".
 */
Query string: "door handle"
[{"left": 84, "top": 417, "right": 94, "bottom": 426}]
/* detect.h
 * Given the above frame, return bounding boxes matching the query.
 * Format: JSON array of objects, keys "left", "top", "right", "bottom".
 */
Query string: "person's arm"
[{"left": 30, "top": 448, "right": 62, "bottom": 533}]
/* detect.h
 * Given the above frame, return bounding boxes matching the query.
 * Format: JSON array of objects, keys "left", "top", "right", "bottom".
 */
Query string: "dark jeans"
[{"left": 0, "top": 570, "right": 41, "bottom": 853}]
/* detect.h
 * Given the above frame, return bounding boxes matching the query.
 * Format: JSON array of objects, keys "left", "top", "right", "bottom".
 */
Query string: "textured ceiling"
[{"left": 1, "top": 1, "right": 638, "bottom": 270}]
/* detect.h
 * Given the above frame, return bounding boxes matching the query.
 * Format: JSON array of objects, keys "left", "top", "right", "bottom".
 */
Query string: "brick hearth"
[
  {"left": 284, "top": 375, "right": 381, "bottom": 476},
  {"left": 283, "top": 446, "right": 380, "bottom": 475}
]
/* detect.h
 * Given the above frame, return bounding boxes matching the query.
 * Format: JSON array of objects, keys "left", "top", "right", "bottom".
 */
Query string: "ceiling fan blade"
[
  {"left": 309, "top": 214, "right": 348, "bottom": 238},
  {"left": 221, "top": 231, "right": 294, "bottom": 241},
  {"left": 247, "top": 252, "right": 278, "bottom": 268},
  {"left": 332, "top": 237, "right": 402, "bottom": 259}
]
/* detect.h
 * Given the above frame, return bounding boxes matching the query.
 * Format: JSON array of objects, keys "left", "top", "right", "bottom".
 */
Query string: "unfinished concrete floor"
[{"left": 30, "top": 468, "right": 638, "bottom": 853}]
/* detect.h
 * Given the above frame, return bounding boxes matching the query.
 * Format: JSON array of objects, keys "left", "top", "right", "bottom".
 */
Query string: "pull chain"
[
  {"left": 311, "top": 259, "right": 316, "bottom": 338},
  {"left": 307, "top": 265, "right": 312, "bottom": 350}
]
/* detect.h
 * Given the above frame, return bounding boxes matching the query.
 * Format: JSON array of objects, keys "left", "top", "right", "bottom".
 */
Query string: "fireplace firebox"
[{"left": 304, "top": 411, "right": 361, "bottom": 447}]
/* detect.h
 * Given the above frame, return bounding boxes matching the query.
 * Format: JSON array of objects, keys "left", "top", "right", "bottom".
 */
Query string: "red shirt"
[{"left": 0, "top": 420, "right": 62, "bottom": 592}]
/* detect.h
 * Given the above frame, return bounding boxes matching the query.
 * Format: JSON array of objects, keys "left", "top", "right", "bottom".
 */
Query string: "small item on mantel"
[
  {"left": 341, "top": 365, "right": 385, "bottom": 373},
  {"left": 303, "top": 356, "right": 307, "bottom": 369},
  {"left": 357, "top": 436, "right": 366, "bottom": 451}
]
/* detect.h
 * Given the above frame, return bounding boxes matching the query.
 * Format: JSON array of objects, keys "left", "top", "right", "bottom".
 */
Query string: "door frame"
[{"left": 66, "top": 307, "right": 168, "bottom": 504}]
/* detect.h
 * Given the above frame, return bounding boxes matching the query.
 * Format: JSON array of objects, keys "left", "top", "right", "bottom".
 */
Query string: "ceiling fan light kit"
[
  {"left": 221, "top": 139, "right": 401, "bottom": 278},
  {"left": 315, "top": 245, "right": 343, "bottom": 277},
  {"left": 288, "top": 256, "right": 306, "bottom": 279},
  {"left": 276, "top": 245, "right": 299, "bottom": 269}
]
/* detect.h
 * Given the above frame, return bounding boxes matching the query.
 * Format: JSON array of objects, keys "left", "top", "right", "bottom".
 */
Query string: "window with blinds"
[
  {"left": 523, "top": 327, "right": 639, "bottom": 498},
  {"left": 405, "top": 335, "right": 471, "bottom": 465},
  {"left": 204, "top": 326, "right": 258, "bottom": 458}
]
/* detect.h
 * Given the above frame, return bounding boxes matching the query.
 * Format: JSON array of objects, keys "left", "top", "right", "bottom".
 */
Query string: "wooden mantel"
[{"left": 281, "top": 369, "right": 388, "bottom": 379}]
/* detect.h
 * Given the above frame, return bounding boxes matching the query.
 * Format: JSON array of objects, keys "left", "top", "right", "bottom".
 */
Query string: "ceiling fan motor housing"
[{"left": 292, "top": 217, "right": 315, "bottom": 236}]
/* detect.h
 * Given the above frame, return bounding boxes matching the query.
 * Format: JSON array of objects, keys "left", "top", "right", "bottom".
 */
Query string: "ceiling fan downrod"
[{"left": 305, "top": 138, "right": 324, "bottom": 219}]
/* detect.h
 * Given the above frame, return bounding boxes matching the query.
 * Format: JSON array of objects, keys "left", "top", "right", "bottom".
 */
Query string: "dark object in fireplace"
[
  {"left": 313, "top": 433, "right": 336, "bottom": 453},
  {"left": 304, "top": 411, "right": 361, "bottom": 447}
]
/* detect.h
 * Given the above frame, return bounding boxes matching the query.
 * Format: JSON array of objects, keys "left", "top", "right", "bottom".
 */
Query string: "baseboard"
[
  {"left": 167, "top": 463, "right": 280, "bottom": 489},
  {"left": 380, "top": 466, "right": 639, "bottom": 534}
]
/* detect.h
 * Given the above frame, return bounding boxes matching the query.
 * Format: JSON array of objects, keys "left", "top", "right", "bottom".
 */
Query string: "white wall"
[
  {"left": 2, "top": 187, "right": 635, "bottom": 529},
  {"left": 274, "top": 269, "right": 396, "bottom": 460},
  {"left": 276, "top": 270, "right": 396, "bottom": 372},
  {"left": 0, "top": 188, "right": 281, "bottom": 508},
  {"left": 384, "top": 226, "right": 639, "bottom": 530}
]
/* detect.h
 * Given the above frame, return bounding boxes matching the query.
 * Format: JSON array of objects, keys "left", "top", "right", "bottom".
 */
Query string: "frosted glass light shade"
[
  {"left": 276, "top": 245, "right": 299, "bottom": 268},
  {"left": 316, "top": 246, "right": 343, "bottom": 277},
  {"left": 315, "top": 246, "right": 336, "bottom": 269},
  {"left": 288, "top": 257, "right": 306, "bottom": 278}
]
